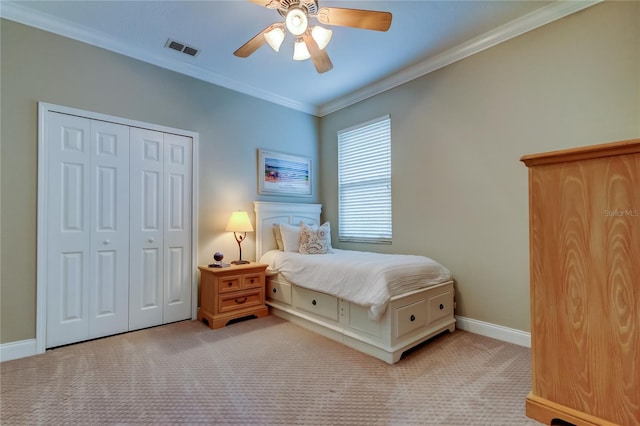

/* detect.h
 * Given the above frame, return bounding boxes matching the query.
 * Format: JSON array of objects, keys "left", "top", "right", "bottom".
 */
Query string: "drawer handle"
[
  {"left": 312, "top": 299, "right": 317, "bottom": 306},
  {"left": 439, "top": 304, "right": 444, "bottom": 310},
  {"left": 410, "top": 314, "right": 415, "bottom": 322},
  {"left": 228, "top": 282, "right": 233, "bottom": 287},
  {"left": 272, "top": 288, "right": 277, "bottom": 294},
  {"left": 249, "top": 278, "right": 255, "bottom": 283},
  {"left": 235, "top": 297, "right": 248, "bottom": 304}
]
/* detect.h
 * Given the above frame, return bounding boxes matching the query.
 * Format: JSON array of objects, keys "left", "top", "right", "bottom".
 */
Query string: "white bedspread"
[{"left": 259, "top": 249, "right": 452, "bottom": 320}]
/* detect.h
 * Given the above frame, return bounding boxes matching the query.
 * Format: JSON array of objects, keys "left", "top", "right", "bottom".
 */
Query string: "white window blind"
[{"left": 338, "top": 115, "right": 392, "bottom": 243}]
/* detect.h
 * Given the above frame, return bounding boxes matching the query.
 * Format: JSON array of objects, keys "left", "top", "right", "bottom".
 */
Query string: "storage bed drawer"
[{"left": 293, "top": 286, "right": 338, "bottom": 322}]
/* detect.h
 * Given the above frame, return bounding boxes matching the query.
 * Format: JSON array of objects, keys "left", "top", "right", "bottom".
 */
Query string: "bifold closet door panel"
[
  {"left": 89, "top": 120, "right": 130, "bottom": 338},
  {"left": 46, "top": 113, "right": 92, "bottom": 347},
  {"left": 129, "top": 127, "right": 165, "bottom": 331},
  {"left": 46, "top": 113, "right": 130, "bottom": 348},
  {"left": 162, "top": 133, "right": 193, "bottom": 324}
]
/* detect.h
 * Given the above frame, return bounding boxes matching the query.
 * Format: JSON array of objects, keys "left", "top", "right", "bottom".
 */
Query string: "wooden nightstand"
[{"left": 197, "top": 263, "right": 269, "bottom": 329}]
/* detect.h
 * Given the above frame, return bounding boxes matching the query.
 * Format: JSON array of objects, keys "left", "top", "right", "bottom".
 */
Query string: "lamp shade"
[
  {"left": 311, "top": 26, "right": 332, "bottom": 50},
  {"left": 264, "top": 26, "right": 285, "bottom": 52},
  {"left": 293, "top": 39, "right": 310, "bottom": 61},
  {"left": 225, "top": 211, "right": 254, "bottom": 233}
]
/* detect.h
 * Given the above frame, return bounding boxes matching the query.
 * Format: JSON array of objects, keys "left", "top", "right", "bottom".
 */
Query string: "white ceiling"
[{"left": 1, "top": 0, "right": 599, "bottom": 116}]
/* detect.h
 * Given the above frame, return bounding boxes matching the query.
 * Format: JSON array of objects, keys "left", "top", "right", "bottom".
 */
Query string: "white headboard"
[{"left": 254, "top": 202, "right": 322, "bottom": 260}]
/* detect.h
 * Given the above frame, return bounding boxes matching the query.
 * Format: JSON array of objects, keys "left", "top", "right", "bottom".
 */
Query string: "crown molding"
[
  {"left": 2, "top": 0, "right": 602, "bottom": 118},
  {"left": 0, "top": 1, "right": 316, "bottom": 115},
  {"left": 317, "top": 0, "right": 603, "bottom": 117}
]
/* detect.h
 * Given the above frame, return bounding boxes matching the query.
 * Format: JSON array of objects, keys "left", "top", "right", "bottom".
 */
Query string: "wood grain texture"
[{"left": 525, "top": 140, "right": 640, "bottom": 425}]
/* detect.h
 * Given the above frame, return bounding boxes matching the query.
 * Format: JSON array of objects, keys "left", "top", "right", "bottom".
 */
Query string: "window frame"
[{"left": 337, "top": 114, "right": 392, "bottom": 244}]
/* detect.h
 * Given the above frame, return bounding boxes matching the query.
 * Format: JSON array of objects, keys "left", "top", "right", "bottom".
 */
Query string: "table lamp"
[{"left": 225, "top": 211, "right": 253, "bottom": 265}]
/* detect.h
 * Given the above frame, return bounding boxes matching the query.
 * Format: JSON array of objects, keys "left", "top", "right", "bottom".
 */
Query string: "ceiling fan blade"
[
  {"left": 303, "top": 31, "right": 333, "bottom": 74},
  {"left": 317, "top": 7, "right": 392, "bottom": 32},
  {"left": 248, "top": 0, "right": 280, "bottom": 8},
  {"left": 233, "top": 24, "right": 278, "bottom": 58}
]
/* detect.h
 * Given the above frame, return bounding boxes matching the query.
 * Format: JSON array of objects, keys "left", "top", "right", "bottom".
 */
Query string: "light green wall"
[
  {"left": 320, "top": 1, "right": 640, "bottom": 332},
  {"left": 0, "top": 19, "right": 319, "bottom": 343}
]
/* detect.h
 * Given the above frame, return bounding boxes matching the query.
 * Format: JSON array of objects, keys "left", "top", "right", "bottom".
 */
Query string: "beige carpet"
[{"left": 1, "top": 316, "right": 539, "bottom": 425}]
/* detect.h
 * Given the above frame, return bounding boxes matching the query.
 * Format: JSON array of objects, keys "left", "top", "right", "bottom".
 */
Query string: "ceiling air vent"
[{"left": 165, "top": 39, "right": 199, "bottom": 57}]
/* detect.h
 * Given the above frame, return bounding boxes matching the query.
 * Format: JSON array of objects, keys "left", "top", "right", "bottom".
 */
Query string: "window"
[{"left": 338, "top": 115, "right": 392, "bottom": 243}]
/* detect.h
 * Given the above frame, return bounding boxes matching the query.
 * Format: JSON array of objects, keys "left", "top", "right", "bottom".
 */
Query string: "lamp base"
[{"left": 231, "top": 260, "right": 250, "bottom": 265}]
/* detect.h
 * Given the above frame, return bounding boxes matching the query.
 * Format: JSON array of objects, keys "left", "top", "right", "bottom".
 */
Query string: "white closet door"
[
  {"left": 129, "top": 128, "right": 165, "bottom": 330},
  {"left": 163, "top": 134, "right": 192, "bottom": 323},
  {"left": 46, "top": 113, "right": 130, "bottom": 347},
  {"left": 47, "top": 113, "right": 92, "bottom": 347},
  {"left": 89, "top": 120, "right": 130, "bottom": 338}
]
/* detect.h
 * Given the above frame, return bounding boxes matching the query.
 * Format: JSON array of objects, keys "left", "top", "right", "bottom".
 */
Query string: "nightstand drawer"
[
  {"left": 218, "top": 289, "right": 263, "bottom": 313},
  {"left": 218, "top": 276, "right": 241, "bottom": 293},
  {"left": 242, "top": 273, "right": 263, "bottom": 289}
]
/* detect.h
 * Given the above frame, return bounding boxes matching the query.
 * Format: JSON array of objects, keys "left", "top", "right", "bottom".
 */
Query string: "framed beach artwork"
[{"left": 258, "top": 149, "right": 312, "bottom": 196}]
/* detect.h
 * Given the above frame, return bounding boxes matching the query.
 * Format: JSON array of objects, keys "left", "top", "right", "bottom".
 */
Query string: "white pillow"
[
  {"left": 299, "top": 221, "right": 331, "bottom": 254},
  {"left": 279, "top": 223, "right": 301, "bottom": 252},
  {"left": 272, "top": 223, "right": 284, "bottom": 250}
]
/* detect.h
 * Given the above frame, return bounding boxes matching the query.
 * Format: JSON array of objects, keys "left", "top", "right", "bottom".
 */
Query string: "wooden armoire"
[{"left": 521, "top": 139, "right": 640, "bottom": 426}]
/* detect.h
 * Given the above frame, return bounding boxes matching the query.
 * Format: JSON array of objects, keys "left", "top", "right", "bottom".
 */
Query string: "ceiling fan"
[{"left": 234, "top": 0, "right": 392, "bottom": 73}]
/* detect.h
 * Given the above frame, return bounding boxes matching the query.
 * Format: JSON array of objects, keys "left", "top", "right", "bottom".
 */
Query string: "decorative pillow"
[
  {"left": 279, "top": 223, "right": 301, "bottom": 252},
  {"left": 272, "top": 223, "right": 284, "bottom": 251},
  {"left": 299, "top": 221, "right": 331, "bottom": 254}
]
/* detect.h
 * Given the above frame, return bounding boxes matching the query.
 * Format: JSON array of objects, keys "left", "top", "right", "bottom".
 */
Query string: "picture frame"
[{"left": 258, "top": 149, "right": 312, "bottom": 196}]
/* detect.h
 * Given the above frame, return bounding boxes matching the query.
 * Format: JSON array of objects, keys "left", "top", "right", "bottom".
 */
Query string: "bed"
[{"left": 254, "top": 201, "right": 456, "bottom": 364}]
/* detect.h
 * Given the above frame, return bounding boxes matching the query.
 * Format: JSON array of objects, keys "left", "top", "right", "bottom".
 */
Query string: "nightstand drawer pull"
[
  {"left": 410, "top": 314, "right": 416, "bottom": 322},
  {"left": 235, "top": 297, "right": 248, "bottom": 304},
  {"left": 312, "top": 299, "right": 317, "bottom": 306},
  {"left": 439, "top": 304, "right": 444, "bottom": 310},
  {"left": 272, "top": 288, "right": 277, "bottom": 294}
]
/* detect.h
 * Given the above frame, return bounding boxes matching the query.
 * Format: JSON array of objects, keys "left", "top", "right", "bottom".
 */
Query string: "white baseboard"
[
  {"left": 0, "top": 339, "right": 38, "bottom": 362},
  {"left": 1, "top": 317, "right": 530, "bottom": 362},
  {"left": 455, "top": 316, "right": 531, "bottom": 348}
]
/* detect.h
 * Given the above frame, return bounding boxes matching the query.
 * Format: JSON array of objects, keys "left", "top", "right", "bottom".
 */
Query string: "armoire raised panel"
[
  {"left": 38, "top": 104, "right": 197, "bottom": 351},
  {"left": 521, "top": 139, "right": 640, "bottom": 426}
]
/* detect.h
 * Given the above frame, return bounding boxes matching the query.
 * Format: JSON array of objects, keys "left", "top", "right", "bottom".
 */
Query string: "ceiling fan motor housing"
[{"left": 277, "top": 0, "right": 318, "bottom": 18}]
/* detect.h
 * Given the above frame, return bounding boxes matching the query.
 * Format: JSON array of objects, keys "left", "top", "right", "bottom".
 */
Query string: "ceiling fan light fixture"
[
  {"left": 293, "top": 39, "right": 310, "bottom": 61},
  {"left": 311, "top": 25, "right": 332, "bottom": 50},
  {"left": 285, "top": 7, "right": 308, "bottom": 36},
  {"left": 264, "top": 25, "right": 285, "bottom": 52}
]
